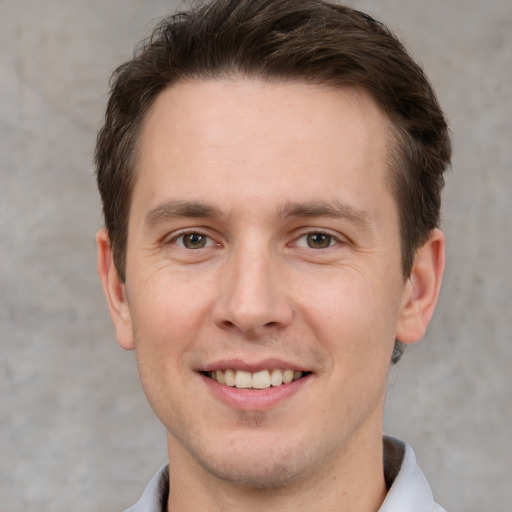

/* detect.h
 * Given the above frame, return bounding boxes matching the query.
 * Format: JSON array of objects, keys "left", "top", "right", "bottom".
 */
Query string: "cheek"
[
  {"left": 127, "top": 271, "right": 214, "bottom": 391},
  {"left": 129, "top": 278, "right": 205, "bottom": 428},
  {"left": 295, "top": 270, "right": 400, "bottom": 364},
  {"left": 130, "top": 268, "right": 212, "bottom": 334}
]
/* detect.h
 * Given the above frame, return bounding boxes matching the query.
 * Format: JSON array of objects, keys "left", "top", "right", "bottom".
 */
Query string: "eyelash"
[
  {"left": 293, "top": 231, "right": 341, "bottom": 250},
  {"left": 170, "top": 230, "right": 217, "bottom": 250},
  {"left": 167, "top": 229, "right": 342, "bottom": 251}
]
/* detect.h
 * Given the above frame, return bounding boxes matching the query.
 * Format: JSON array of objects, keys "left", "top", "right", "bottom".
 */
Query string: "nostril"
[{"left": 212, "top": 292, "right": 293, "bottom": 334}]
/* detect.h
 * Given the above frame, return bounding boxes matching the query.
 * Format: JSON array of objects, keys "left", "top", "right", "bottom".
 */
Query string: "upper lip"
[{"left": 200, "top": 358, "right": 311, "bottom": 373}]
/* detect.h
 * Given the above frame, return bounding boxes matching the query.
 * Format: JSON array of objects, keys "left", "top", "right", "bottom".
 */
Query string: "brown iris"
[
  {"left": 306, "top": 233, "right": 332, "bottom": 249},
  {"left": 182, "top": 233, "right": 207, "bottom": 249}
]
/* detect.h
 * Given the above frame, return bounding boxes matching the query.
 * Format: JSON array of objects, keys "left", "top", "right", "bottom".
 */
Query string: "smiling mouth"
[{"left": 202, "top": 369, "right": 310, "bottom": 389}]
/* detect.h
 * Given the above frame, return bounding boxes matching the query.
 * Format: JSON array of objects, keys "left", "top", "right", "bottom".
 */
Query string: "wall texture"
[{"left": 1, "top": 1, "right": 510, "bottom": 511}]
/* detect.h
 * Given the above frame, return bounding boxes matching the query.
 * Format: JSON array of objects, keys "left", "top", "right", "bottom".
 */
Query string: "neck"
[{"left": 166, "top": 428, "right": 387, "bottom": 512}]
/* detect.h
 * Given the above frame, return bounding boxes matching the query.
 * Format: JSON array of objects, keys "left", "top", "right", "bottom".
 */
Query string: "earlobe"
[
  {"left": 96, "top": 228, "right": 135, "bottom": 350},
  {"left": 396, "top": 228, "right": 445, "bottom": 344}
]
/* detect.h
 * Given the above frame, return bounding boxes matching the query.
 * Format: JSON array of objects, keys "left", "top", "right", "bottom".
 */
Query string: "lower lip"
[{"left": 201, "top": 373, "right": 311, "bottom": 411}]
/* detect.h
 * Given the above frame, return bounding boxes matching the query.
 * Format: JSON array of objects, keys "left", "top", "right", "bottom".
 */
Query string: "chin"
[
  {"left": 202, "top": 454, "right": 307, "bottom": 489},
  {"left": 187, "top": 429, "right": 321, "bottom": 490}
]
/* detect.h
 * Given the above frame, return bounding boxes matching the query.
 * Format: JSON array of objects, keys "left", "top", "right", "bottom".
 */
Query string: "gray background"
[{"left": 1, "top": 0, "right": 510, "bottom": 511}]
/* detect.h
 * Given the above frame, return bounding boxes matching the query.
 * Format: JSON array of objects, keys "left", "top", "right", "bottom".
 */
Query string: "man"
[{"left": 95, "top": 1, "right": 451, "bottom": 510}]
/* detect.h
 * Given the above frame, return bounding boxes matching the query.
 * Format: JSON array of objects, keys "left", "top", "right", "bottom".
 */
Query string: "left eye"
[
  {"left": 296, "top": 232, "right": 337, "bottom": 249},
  {"left": 175, "top": 232, "right": 213, "bottom": 249}
]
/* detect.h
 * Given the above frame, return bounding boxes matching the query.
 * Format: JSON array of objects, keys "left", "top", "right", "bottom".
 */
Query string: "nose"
[{"left": 212, "top": 244, "right": 293, "bottom": 336}]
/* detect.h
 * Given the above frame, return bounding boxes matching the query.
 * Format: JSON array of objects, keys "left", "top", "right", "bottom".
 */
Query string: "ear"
[
  {"left": 396, "top": 228, "right": 445, "bottom": 344},
  {"left": 96, "top": 228, "right": 135, "bottom": 350}
]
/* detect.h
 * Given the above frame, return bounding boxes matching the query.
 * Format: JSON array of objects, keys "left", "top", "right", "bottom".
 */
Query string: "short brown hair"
[{"left": 95, "top": 0, "right": 451, "bottom": 361}]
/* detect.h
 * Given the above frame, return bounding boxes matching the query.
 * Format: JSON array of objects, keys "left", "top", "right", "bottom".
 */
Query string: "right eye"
[{"left": 174, "top": 232, "right": 214, "bottom": 249}]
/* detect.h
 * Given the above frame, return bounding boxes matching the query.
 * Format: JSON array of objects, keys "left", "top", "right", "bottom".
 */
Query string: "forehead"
[{"left": 133, "top": 78, "right": 395, "bottom": 218}]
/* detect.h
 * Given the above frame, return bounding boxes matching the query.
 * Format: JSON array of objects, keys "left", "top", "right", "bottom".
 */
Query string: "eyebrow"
[
  {"left": 280, "top": 200, "right": 372, "bottom": 229},
  {"left": 144, "top": 200, "right": 220, "bottom": 228},
  {"left": 144, "top": 198, "right": 372, "bottom": 230}
]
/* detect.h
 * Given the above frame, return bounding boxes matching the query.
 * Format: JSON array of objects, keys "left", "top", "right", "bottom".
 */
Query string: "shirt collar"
[
  {"left": 123, "top": 464, "right": 168, "bottom": 512},
  {"left": 124, "top": 436, "right": 445, "bottom": 512},
  {"left": 379, "top": 435, "right": 446, "bottom": 512}
]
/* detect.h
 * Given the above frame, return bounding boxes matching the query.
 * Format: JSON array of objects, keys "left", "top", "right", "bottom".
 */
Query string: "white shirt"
[{"left": 124, "top": 436, "right": 445, "bottom": 512}]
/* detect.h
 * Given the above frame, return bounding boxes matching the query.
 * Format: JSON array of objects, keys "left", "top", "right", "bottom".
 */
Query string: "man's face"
[{"left": 108, "top": 79, "right": 420, "bottom": 487}]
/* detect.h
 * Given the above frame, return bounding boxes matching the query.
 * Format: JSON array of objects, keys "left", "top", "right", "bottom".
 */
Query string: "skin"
[{"left": 97, "top": 78, "right": 445, "bottom": 512}]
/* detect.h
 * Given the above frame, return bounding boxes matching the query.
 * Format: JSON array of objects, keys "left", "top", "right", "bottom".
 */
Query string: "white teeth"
[
  {"left": 252, "top": 370, "right": 271, "bottom": 389},
  {"left": 209, "top": 369, "right": 304, "bottom": 388},
  {"left": 216, "top": 370, "right": 225, "bottom": 385},
  {"left": 235, "top": 370, "right": 252, "bottom": 389},
  {"left": 270, "top": 369, "right": 283, "bottom": 386},
  {"left": 282, "top": 369, "right": 294, "bottom": 384},
  {"left": 224, "top": 369, "right": 236, "bottom": 387}
]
